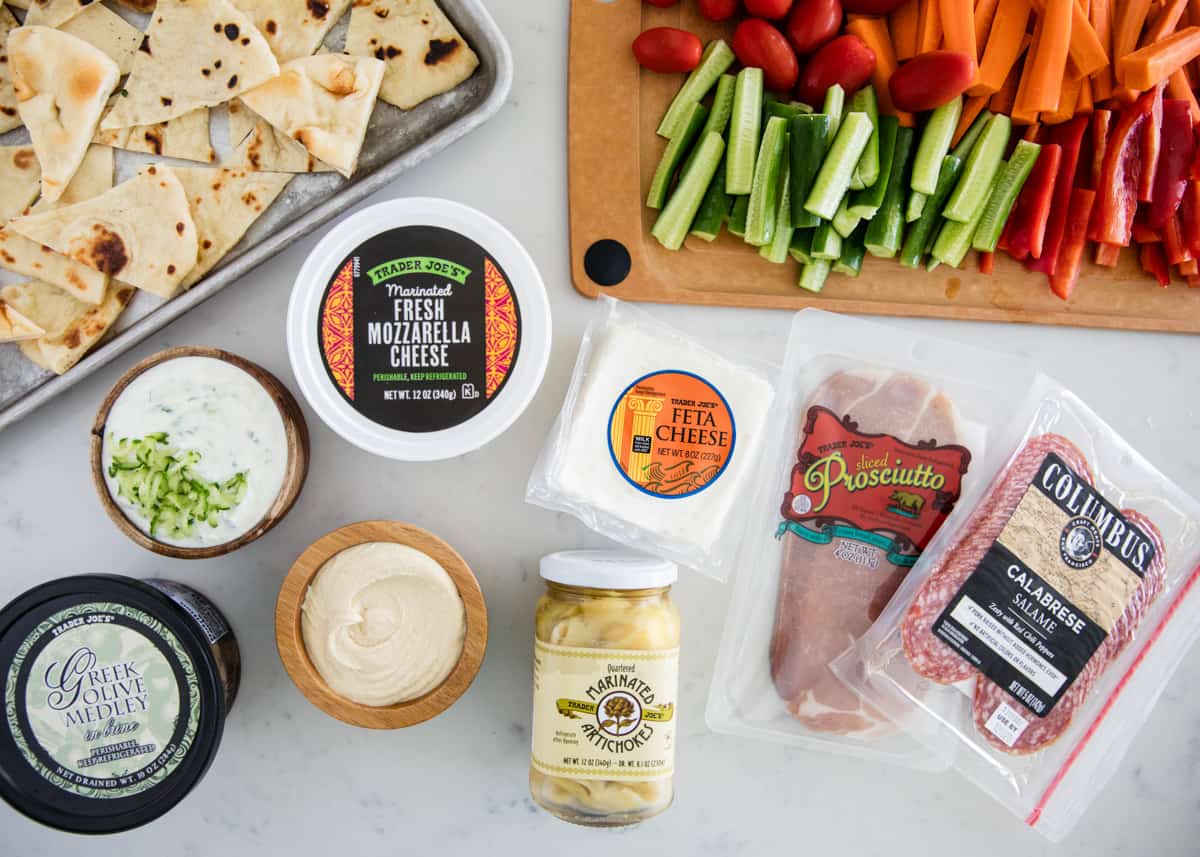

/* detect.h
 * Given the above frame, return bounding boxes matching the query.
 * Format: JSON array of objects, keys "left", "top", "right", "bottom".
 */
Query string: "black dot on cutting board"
[{"left": 584, "top": 239, "right": 631, "bottom": 286}]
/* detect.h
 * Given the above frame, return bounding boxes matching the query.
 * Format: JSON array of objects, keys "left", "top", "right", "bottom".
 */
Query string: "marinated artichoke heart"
[{"left": 530, "top": 589, "right": 680, "bottom": 819}]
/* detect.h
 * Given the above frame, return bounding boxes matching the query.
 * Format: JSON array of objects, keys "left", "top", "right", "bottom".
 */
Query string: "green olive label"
[{"left": 4, "top": 603, "right": 202, "bottom": 799}]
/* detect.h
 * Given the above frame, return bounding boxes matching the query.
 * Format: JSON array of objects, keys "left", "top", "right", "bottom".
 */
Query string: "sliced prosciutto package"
[
  {"left": 833, "top": 374, "right": 1200, "bottom": 839},
  {"left": 705, "top": 310, "right": 1036, "bottom": 767}
]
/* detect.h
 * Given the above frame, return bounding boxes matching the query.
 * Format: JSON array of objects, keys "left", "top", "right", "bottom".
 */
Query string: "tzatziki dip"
[{"left": 101, "top": 356, "right": 289, "bottom": 548}]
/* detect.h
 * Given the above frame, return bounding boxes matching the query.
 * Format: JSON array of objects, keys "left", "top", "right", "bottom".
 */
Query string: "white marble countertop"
[{"left": 3, "top": 2, "right": 1199, "bottom": 854}]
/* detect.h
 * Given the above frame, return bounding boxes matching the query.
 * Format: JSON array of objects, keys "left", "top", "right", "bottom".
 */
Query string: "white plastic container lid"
[
  {"left": 539, "top": 550, "right": 678, "bottom": 590},
  {"left": 287, "top": 197, "right": 551, "bottom": 461}
]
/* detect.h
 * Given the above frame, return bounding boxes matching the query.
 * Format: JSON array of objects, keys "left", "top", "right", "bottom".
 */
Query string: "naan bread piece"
[
  {"left": 345, "top": 0, "right": 479, "bottom": 110},
  {"left": 174, "top": 166, "right": 291, "bottom": 288},
  {"left": 7, "top": 165, "right": 199, "bottom": 299},
  {"left": 24, "top": 0, "right": 94, "bottom": 27},
  {"left": 0, "top": 6, "right": 21, "bottom": 134},
  {"left": 101, "top": 0, "right": 280, "bottom": 130},
  {"left": 95, "top": 105, "right": 216, "bottom": 163},
  {"left": 0, "top": 300, "right": 45, "bottom": 342},
  {"left": 114, "top": 0, "right": 155, "bottom": 11},
  {"left": 0, "top": 146, "right": 115, "bottom": 305},
  {"left": 228, "top": 99, "right": 333, "bottom": 172},
  {"left": 59, "top": 4, "right": 143, "bottom": 75},
  {"left": 5, "top": 0, "right": 29, "bottom": 9},
  {"left": 9, "top": 26, "right": 121, "bottom": 203},
  {"left": 238, "top": 54, "right": 384, "bottom": 177},
  {"left": 0, "top": 146, "right": 40, "bottom": 223},
  {"left": 2, "top": 279, "right": 135, "bottom": 374},
  {"left": 232, "top": 0, "right": 351, "bottom": 63}
]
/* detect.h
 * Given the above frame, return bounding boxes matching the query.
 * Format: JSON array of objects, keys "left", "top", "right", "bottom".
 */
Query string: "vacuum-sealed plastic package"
[
  {"left": 832, "top": 373, "right": 1200, "bottom": 838},
  {"left": 526, "top": 297, "right": 776, "bottom": 581},
  {"left": 706, "top": 309, "right": 1035, "bottom": 766}
]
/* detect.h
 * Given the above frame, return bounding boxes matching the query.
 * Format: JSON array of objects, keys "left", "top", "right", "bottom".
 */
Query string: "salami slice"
[
  {"left": 900, "top": 434, "right": 1094, "bottom": 683},
  {"left": 972, "top": 508, "right": 1168, "bottom": 753}
]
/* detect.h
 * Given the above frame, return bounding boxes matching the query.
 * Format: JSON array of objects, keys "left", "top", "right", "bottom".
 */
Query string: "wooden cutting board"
[{"left": 568, "top": 0, "right": 1200, "bottom": 333}]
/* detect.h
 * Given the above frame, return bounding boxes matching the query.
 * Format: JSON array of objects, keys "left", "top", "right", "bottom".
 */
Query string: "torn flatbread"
[
  {"left": 238, "top": 53, "right": 384, "bottom": 177},
  {"left": 7, "top": 164, "right": 199, "bottom": 299},
  {"left": 0, "top": 145, "right": 115, "bottom": 305},
  {"left": 232, "top": 0, "right": 352, "bottom": 63},
  {"left": 174, "top": 166, "right": 291, "bottom": 288},
  {"left": 59, "top": 4, "right": 143, "bottom": 75},
  {"left": 24, "top": 0, "right": 94, "bottom": 28},
  {"left": 0, "top": 6, "right": 21, "bottom": 134},
  {"left": 345, "top": 0, "right": 479, "bottom": 110},
  {"left": 228, "top": 99, "right": 333, "bottom": 172},
  {"left": 2, "top": 279, "right": 135, "bottom": 374},
  {"left": 10, "top": 26, "right": 121, "bottom": 204},
  {"left": 0, "top": 146, "right": 40, "bottom": 223},
  {"left": 0, "top": 300, "right": 46, "bottom": 342},
  {"left": 113, "top": 0, "right": 155, "bottom": 11},
  {"left": 95, "top": 105, "right": 216, "bottom": 163},
  {"left": 5, "top": 0, "right": 30, "bottom": 9},
  {"left": 101, "top": 0, "right": 280, "bottom": 130}
]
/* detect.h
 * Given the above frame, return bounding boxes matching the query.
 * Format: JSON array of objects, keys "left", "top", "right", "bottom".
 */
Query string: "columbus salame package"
[
  {"left": 706, "top": 310, "right": 1035, "bottom": 767},
  {"left": 832, "top": 371, "right": 1200, "bottom": 839}
]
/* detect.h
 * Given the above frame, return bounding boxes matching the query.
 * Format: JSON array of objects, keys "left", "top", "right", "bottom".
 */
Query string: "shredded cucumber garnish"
[{"left": 107, "top": 433, "right": 248, "bottom": 540}]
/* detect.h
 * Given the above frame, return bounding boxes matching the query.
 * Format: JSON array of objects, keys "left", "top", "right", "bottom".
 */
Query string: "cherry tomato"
[
  {"left": 888, "top": 50, "right": 976, "bottom": 112},
  {"left": 644, "top": 0, "right": 679, "bottom": 6},
  {"left": 795, "top": 34, "right": 875, "bottom": 105},
  {"left": 785, "top": 0, "right": 842, "bottom": 55},
  {"left": 697, "top": 0, "right": 740, "bottom": 20},
  {"left": 841, "top": 0, "right": 909, "bottom": 11},
  {"left": 744, "top": 0, "right": 794, "bottom": 19},
  {"left": 732, "top": 19, "right": 800, "bottom": 93},
  {"left": 633, "top": 27, "right": 704, "bottom": 74}
]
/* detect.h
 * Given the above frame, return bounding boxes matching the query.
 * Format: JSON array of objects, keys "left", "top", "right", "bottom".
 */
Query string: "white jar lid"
[
  {"left": 287, "top": 197, "right": 551, "bottom": 461},
  {"left": 539, "top": 550, "right": 678, "bottom": 590}
]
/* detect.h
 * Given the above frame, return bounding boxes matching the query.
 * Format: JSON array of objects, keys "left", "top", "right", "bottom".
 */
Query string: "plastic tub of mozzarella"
[{"left": 287, "top": 197, "right": 551, "bottom": 461}]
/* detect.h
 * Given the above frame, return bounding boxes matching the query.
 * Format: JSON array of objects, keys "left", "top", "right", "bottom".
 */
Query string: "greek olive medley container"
[
  {"left": 530, "top": 551, "right": 680, "bottom": 827},
  {"left": 0, "top": 575, "right": 239, "bottom": 834}
]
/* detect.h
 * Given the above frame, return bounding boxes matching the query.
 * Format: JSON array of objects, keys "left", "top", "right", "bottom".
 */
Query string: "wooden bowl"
[
  {"left": 91, "top": 346, "right": 310, "bottom": 560},
  {"left": 275, "top": 520, "right": 488, "bottom": 729}
]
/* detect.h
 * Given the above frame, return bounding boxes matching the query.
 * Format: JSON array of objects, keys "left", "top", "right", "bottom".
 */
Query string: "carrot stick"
[
  {"left": 1023, "top": 121, "right": 1043, "bottom": 140},
  {"left": 1096, "top": 242, "right": 1122, "bottom": 265},
  {"left": 1077, "top": 76, "right": 1095, "bottom": 112},
  {"left": 845, "top": 16, "right": 916, "bottom": 126},
  {"left": 1029, "top": 0, "right": 1109, "bottom": 75},
  {"left": 1119, "top": 26, "right": 1200, "bottom": 90},
  {"left": 1143, "top": 0, "right": 1188, "bottom": 44},
  {"left": 917, "top": 0, "right": 944, "bottom": 53},
  {"left": 891, "top": 0, "right": 921, "bottom": 60},
  {"left": 941, "top": 0, "right": 978, "bottom": 62},
  {"left": 952, "top": 94, "right": 990, "bottom": 146},
  {"left": 1044, "top": 73, "right": 1083, "bottom": 123},
  {"left": 1168, "top": 68, "right": 1200, "bottom": 120},
  {"left": 1091, "top": 0, "right": 1116, "bottom": 99},
  {"left": 1015, "top": 0, "right": 1071, "bottom": 114},
  {"left": 974, "top": 0, "right": 1002, "bottom": 58},
  {"left": 1114, "top": 0, "right": 1154, "bottom": 64},
  {"left": 991, "top": 34, "right": 1031, "bottom": 113},
  {"left": 972, "top": 0, "right": 1033, "bottom": 94}
]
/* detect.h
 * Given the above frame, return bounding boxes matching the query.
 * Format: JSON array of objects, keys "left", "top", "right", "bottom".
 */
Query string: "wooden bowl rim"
[
  {"left": 274, "top": 520, "right": 488, "bottom": 729},
  {"left": 90, "top": 345, "right": 310, "bottom": 560}
]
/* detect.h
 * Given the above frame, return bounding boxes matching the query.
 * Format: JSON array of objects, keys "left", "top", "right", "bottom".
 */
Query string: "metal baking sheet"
[{"left": 0, "top": 0, "right": 513, "bottom": 432}]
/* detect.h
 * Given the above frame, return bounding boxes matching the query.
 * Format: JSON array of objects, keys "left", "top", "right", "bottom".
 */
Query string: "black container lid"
[{"left": 0, "top": 574, "right": 228, "bottom": 834}]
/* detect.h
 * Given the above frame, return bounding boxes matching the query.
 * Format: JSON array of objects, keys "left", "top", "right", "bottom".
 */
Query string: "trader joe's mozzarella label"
[
  {"left": 5, "top": 602, "right": 201, "bottom": 798},
  {"left": 318, "top": 226, "right": 522, "bottom": 432},
  {"left": 932, "top": 453, "right": 1157, "bottom": 717},
  {"left": 531, "top": 641, "right": 677, "bottom": 781}
]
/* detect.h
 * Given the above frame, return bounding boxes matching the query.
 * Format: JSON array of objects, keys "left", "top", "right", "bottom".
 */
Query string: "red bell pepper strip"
[
  {"left": 1096, "top": 243, "right": 1123, "bottom": 266},
  {"left": 1132, "top": 219, "right": 1163, "bottom": 242},
  {"left": 1139, "top": 84, "right": 1165, "bottom": 203},
  {"left": 1049, "top": 188, "right": 1097, "bottom": 300},
  {"left": 980, "top": 251, "right": 995, "bottom": 274},
  {"left": 1091, "top": 90, "right": 1157, "bottom": 246},
  {"left": 1091, "top": 109, "right": 1113, "bottom": 188},
  {"left": 1188, "top": 274, "right": 1200, "bottom": 287},
  {"left": 1179, "top": 258, "right": 1198, "bottom": 275},
  {"left": 1191, "top": 121, "right": 1200, "bottom": 180},
  {"left": 1163, "top": 212, "right": 1194, "bottom": 264},
  {"left": 1181, "top": 179, "right": 1200, "bottom": 256},
  {"left": 1139, "top": 242, "right": 1171, "bottom": 286},
  {"left": 1149, "top": 100, "right": 1196, "bottom": 226},
  {"left": 1001, "top": 143, "right": 1062, "bottom": 260},
  {"left": 1028, "top": 116, "right": 1089, "bottom": 276}
]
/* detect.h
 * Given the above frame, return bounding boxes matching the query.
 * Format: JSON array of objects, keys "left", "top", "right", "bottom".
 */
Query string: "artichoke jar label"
[
  {"left": 531, "top": 641, "right": 678, "bottom": 781},
  {"left": 317, "top": 225, "right": 522, "bottom": 433}
]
